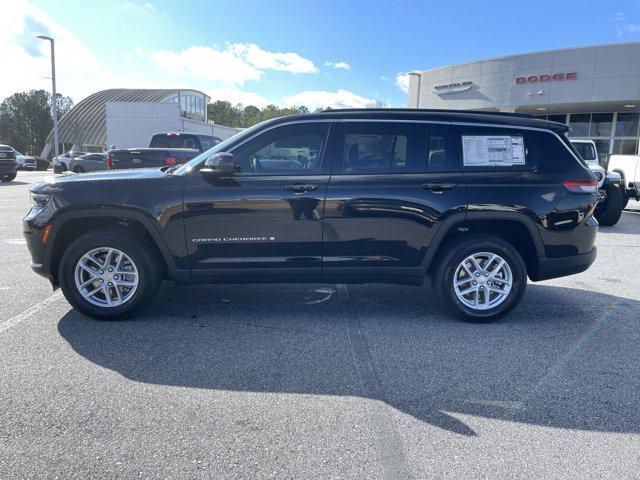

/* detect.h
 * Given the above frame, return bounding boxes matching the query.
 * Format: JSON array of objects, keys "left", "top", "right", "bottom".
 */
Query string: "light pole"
[
  {"left": 408, "top": 72, "right": 422, "bottom": 109},
  {"left": 37, "top": 35, "right": 59, "bottom": 159}
]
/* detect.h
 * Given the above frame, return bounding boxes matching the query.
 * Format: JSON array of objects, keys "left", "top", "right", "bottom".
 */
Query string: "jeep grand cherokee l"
[{"left": 23, "top": 109, "right": 598, "bottom": 321}]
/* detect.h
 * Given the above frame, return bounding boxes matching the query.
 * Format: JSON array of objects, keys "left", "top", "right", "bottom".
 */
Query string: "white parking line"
[
  {"left": 3, "top": 238, "right": 27, "bottom": 245},
  {"left": 0, "top": 291, "right": 64, "bottom": 334}
]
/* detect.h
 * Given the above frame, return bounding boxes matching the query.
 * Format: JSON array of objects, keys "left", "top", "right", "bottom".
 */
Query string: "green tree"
[
  {"left": 0, "top": 89, "right": 73, "bottom": 155},
  {"left": 206, "top": 100, "right": 322, "bottom": 129},
  {"left": 207, "top": 100, "right": 241, "bottom": 127}
]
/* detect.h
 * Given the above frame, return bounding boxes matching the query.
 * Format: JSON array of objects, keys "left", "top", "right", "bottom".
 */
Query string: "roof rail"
[{"left": 321, "top": 108, "right": 536, "bottom": 119}]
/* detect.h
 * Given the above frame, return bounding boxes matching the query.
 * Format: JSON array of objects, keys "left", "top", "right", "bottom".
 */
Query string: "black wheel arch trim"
[
  {"left": 422, "top": 210, "right": 545, "bottom": 268},
  {"left": 44, "top": 207, "right": 183, "bottom": 279}
]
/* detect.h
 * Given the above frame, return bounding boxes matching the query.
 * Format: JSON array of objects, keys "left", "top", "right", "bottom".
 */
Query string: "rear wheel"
[
  {"left": 594, "top": 184, "right": 623, "bottom": 226},
  {"left": 432, "top": 235, "right": 527, "bottom": 322},
  {"left": 73, "top": 165, "right": 84, "bottom": 173},
  {"left": 59, "top": 229, "right": 163, "bottom": 320},
  {"left": 1, "top": 173, "right": 17, "bottom": 182}
]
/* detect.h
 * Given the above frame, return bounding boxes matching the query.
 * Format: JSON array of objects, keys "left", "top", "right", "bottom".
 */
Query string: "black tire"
[
  {"left": 58, "top": 229, "right": 164, "bottom": 320},
  {"left": 621, "top": 189, "right": 630, "bottom": 209},
  {"left": 594, "top": 184, "right": 623, "bottom": 226},
  {"left": 73, "top": 166, "right": 84, "bottom": 173},
  {"left": 432, "top": 234, "right": 527, "bottom": 322},
  {"left": 1, "top": 173, "right": 17, "bottom": 182}
]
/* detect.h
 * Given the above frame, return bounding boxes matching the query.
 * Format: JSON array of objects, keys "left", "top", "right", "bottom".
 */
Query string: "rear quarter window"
[{"left": 451, "top": 126, "right": 542, "bottom": 172}]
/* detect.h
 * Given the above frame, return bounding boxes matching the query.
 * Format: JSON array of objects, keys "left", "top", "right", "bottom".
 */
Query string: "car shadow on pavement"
[
  {"left": 0, "top": 181, "right": 29, "bottom": 186},
  {"left": 57, "top": 283, "right": 639, "bottom": 437}
]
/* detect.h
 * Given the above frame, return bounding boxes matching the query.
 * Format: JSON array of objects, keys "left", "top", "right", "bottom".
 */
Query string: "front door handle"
[
  {"left": 285, "top": 184, "right": 319, "bottom": 193},
  {"left": 422, "top": 182, "right": 456, "bottom": 192}
]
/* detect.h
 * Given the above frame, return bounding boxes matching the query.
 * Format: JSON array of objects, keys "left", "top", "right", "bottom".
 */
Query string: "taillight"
[
  {"left": 105, "top": 153, "right": 111, "bottom": 170},
  {"left": 563, "top": 181, "right": 598, "bottom": 193},
  {"left": 165, "top": 157, "right": 176, "bottom": 166}
]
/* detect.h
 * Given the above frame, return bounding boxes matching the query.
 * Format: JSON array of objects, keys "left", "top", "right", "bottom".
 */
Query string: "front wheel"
[
  {"left": 1, "top": 173, "right": 17, "bottom": 182},
  {"left": 432, "top": 235, "right": 527, "bottom": 322},
  {"left": 58, "top": 229, "right": 163, "bottom": 320},
  {"left": 594, "top": 184, "right": 623, "bottom": 226}
]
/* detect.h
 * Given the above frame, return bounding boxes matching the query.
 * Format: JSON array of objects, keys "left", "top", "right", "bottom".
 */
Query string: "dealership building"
[
  {"left": 41, "top": 88, "right": 239, "bottom": 158},
  {"left": 407, "top": 41, "right": 640, "bottom": 162}
]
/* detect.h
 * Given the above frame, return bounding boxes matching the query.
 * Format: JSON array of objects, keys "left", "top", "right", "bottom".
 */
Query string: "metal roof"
[{"left": 43, "top": 88, "right": 207, "bottom": 156}]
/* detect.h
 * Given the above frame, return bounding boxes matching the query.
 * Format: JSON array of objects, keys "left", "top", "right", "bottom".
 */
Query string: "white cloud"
[
  {"left": 0, "top": 0, "right": 114, "bottom": 102},
  {"left": 208, "top": 87, "right": 272, "bottom": 108},
  {"left": 395, "top": 72, "right": 410, "bottom": 93},
  {"left": 614, "top": 12, "right": 640, "bottom": 36},
  {"left": 230, "top": 43, "right": 318, "bottom": 74},
  {"left": 283, "top": 89, "right": 373, "bottom": 109},
  {"left": 324, "top": 60, "right": 351, "bottom": 70},
  {"left": 143, "top": 2, "right": 155, "bottom": 12},
  {"left": 151, "top": 43, "right": 318, "bottom": 86},
  {"left": 152, "top": 46, "right": 262, "bottom": 86}
]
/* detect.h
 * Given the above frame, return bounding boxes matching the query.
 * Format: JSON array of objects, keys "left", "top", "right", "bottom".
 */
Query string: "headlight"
[{"left": 30, "top": 192, "right": 51, "bottom": 209}]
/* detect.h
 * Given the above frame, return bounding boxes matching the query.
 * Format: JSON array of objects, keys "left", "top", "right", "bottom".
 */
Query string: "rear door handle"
[
  {"left": 422, "top": 182, "right": 456, "bottom": 192},
  {"left": 285, "top": 184, "right": 319, "bottom": 193}
]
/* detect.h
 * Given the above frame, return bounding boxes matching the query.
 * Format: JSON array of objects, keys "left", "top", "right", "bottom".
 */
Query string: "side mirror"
[{"left": 201, "top": 152, "right": 236, "bottom": 177}]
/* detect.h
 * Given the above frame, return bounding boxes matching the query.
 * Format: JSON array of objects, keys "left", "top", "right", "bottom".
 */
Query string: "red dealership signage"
[{"left": 515, "top": 72, "right": 577, "bottom": 84}]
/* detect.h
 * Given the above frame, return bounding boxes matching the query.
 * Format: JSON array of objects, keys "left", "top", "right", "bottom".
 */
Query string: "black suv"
[{"left": 23, "top": 110, "right": 598, "bottom": 321}]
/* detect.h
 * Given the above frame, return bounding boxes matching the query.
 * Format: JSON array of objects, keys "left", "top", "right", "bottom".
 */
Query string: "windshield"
[
  {"left": 571, "top": 142, "right": 597, "bottom": 162},
  {"left": 173, "top": 122, "right": 265, "bottom": 175}
]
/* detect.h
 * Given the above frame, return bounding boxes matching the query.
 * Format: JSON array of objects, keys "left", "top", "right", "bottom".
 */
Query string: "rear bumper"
[{"left": 530, "top": 246, "right": 597, "bottom": 281}]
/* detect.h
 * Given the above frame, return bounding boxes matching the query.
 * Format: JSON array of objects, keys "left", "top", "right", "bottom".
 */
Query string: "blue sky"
[{"left": 2, "top": 0, "right": 640, "bottom": 108}]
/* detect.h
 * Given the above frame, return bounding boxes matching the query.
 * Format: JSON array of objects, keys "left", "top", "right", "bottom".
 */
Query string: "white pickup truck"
[{"left": 608, "top": 154, "right": 640, "bottom": 209}]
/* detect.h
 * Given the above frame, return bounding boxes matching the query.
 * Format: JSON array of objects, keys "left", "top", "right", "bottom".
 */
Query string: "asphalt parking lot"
[{"left": 1, "top": 169, "right": 639, "bottom": 479}]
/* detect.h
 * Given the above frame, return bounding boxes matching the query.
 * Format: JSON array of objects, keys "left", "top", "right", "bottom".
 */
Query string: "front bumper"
[
  {"left": 530, "top": 246, "right": 597, "bottom": 281},
  {"left": 24, "top": 218, "right": 51, "bottom": 280},
  {"left": 0, "top": 165, "right": 17, "bottom": 175}
]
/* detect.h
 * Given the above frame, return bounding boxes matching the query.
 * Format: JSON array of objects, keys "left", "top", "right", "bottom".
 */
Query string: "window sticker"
[{"left": 462, "top": 135, "right": 525, "bottom": 166}]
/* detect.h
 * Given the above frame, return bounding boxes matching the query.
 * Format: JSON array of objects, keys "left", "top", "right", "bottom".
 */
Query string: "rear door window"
[
  {"left": 336, "top": 122, "right": 454, "bottom": 174},
  {"left": 426, "top": 124, "right": 453, "bottom": 172},
  {"left": 338, "top": 122, "right": 428, "bottom": 174}
]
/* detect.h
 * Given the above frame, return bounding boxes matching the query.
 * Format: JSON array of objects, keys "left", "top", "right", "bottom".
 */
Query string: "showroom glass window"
[
  {"left": 615, "top": 113, "right": 640, "bottom": 137},
  {"left": 231, "top": 123, "right": 329, "bottom": 175},
  {"left": 568, "top": 114, "right": 590, "bottom": 137},
  {"left": 590, "top": 113, "right": 613, "bottom": 137}
]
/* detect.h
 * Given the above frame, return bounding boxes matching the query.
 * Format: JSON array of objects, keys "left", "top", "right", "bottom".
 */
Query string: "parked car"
[
  {"left": 11, "top": 149, "right": 37, "bottom": 171},
  {"left": 69, "top": 153, "right": 108, "bottom": 173},
  {"left": 570, "top": 139, "right": 623, "bottom": 226},
  {"left": 0, "top": 144, "right": 18, "bottom": 182},
  {"left": 24, "top": 109, "right": 598, "bottom": 321},
  {"left": 608, "top": 154, "right": 640, "bottom": 208},
  {"left": 107, "top": 132, "right": 221, "bottom": 170},
  {"left": 53, "top": 151, "right": 88, "bottom": 173}
]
